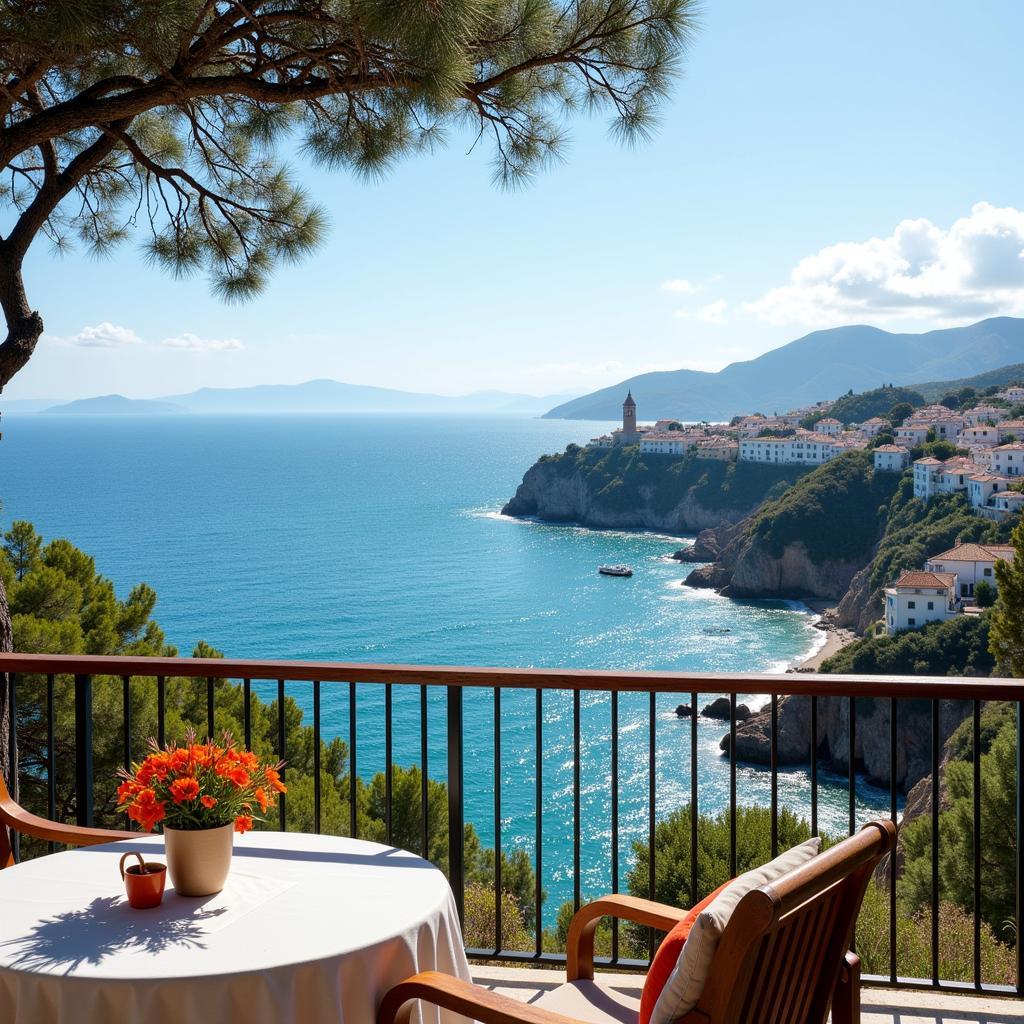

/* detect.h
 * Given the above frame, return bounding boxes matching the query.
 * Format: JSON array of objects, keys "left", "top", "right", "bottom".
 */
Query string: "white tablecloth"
[{"left": 0, "top": 832, "right": 472, "bottom": 1024}]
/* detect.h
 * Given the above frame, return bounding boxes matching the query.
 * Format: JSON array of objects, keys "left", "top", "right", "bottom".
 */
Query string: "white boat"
[{"left": 598, "top": 564, "right": 633, "bottom": 577}]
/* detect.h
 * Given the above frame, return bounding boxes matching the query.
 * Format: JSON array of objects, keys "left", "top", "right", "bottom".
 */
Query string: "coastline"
[{"left": 790, "top": 599, "right": 857, "bottom": 671}]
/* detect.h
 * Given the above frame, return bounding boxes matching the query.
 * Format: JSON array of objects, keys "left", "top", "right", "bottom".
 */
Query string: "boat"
[{"left": 598, "top": 564, "right": 633, "bottom": 577}]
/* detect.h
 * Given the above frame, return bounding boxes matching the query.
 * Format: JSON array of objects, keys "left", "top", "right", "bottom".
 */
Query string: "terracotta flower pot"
[{"left": 163, "top": 823, "right": 234, "bottom": 896}]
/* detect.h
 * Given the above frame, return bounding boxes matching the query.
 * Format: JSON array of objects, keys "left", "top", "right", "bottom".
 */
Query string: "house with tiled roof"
[
  {"left": 884, "top": 570, "right": 960, "bottom": 634},
  {"left": 873, "top": 444, "right": 910, "bottom": 472},
  {"left": 966, "top": 471, "right": 1011, "bottom": 512},
  {"left": 989, "top": 443, "right": 1024, "bottom": 478},
  {"left": 925, "top": 541, "right": 1016, "bottom": 599},
  {"left": 858, "top": 416, "right": 890, "bottom": 438},
  {"left": 912, "top": 457, "right": 943, "bottom": 500}
]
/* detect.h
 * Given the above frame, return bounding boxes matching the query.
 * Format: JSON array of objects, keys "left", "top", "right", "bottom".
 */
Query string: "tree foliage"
[
  {"left": 990, "top": 514, "right": 1024, "bottom": 676},
  {"left": 0, "top": 0, "right": 698, "bottom": 386}
]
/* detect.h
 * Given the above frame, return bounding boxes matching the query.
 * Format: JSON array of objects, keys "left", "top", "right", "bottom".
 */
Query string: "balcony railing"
[{"left": 2, "top": 653, "right": 1022, "bottom": 996}]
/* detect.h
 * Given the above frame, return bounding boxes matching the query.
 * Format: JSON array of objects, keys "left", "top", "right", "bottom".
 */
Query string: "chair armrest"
[
  {"left": 1, "top": 793, "right": 134, "bottom": 848},
  {"left": 377, "top": 971, "right": 583, "bottom": 1024},
  {"left": 832, "top": 952, "right": 861, "bottom": 1024},
  {"left": 567, "top": 894, "right": 688, "bottom": 981}
]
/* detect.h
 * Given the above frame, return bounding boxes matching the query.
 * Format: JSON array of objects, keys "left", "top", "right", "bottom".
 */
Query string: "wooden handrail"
[{"left": 0, "top": 653, "right": 1022, "bottom": 699}]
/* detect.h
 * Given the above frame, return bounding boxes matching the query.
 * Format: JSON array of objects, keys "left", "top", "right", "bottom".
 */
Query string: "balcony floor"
[{"left": 470, "top": 967, "right": 1024, "bottom": 1024}]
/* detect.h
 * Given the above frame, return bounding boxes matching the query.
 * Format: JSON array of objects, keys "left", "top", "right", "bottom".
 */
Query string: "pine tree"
[
  {"left": 990, "top": 516, "right": 1024, "bottom": 674},
  {"left": 0, "top": 0, "right": 699, "bottom": 793}
]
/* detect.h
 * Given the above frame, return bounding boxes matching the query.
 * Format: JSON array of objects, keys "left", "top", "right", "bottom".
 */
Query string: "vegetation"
[
  {"left": 915, "top": 364, "right": 1024, "bottom": 403},
  {"left": 825, "top": 386, "right": 925, "bottom": 427},
  {"left": 534, "top": 445, "right": 807, "bottom": 518},
  {"left": 749, "top": 451, "right": 901, "bottom": 563},
  {"left": 990, "top": 515, "right": 1024, "bottom": 675},
  {"left": 819, "top": 614, "right": 994, "bottom": 677}
]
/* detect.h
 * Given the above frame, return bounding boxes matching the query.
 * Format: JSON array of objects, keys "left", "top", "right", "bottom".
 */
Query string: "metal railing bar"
[
  {"left": 611, "top": 689, "right": 619, "bottom": 963},
  {"left": 206, "top": 676, "right": 214, "bottom": 739},
  {"left": 446, "top": 685, "right": 465, "bottom": 925},
  {"left": 243, "top": 678, "right": 251, "bottom": 751},
  {"left": 349, "top": 682, "right": 357, "bottom": 840},
  {"left": 931, "top": 699, "right": 940, "bottom": 986},
  {"left": 690, "top": 688, "right": 698, "bottom": 904},
  {"left": 494, "top": 686, "right": 502, "bottom": 953},
  {"left": 770, "top": 694, "right": 778, "bottom": 858},
  {"left": 811, "top": 695, "right": 819, "bottom": 837},
  {"left": 73, "top": 674, "right": 93, "bottom": 827},
  {"left": 277, "top": 679, "right": 286, "bottom": 832},
  {"left": 156, "top": 675, "right": 165, "bottom": 748},
  {"left": 889, "top": 697, "right": 898, "bottom": 986},
  {"left": 1016, "top": 700, "right": 1023, "bottom": 997},
  {"left": 573, "top": 689, "right": 581, "bottom": 915},
  {"left": 8, "top": 673, "right": 18, "bottom": 863},
  {"left": 535, "top": 688, "right": 543, "bottom": 959},
  {"left": 420, "top": 684, "right": 428, "bottom": 861},
  {"left": 848, "top": 695, "right": 856, "bottom": 835},
  {"left": 313, "top": 680, "right": 321, "bottom": 836},
  {"left": 972, "top": 699, "right": 981, "bottom": 991},
  {"left": 46, "top": 674, "right": 55, "bottom": 850},
  {"left": 122, "top": 675, "right": 131, "bottom": 773},
  {"left": 3, "top": 654, "right": 1023, "bottom": 700},
  {"left": 648, "top": 690, "right": 657, "bottom": 959},
  {"left": 729, "top": 692, "right": 737, "bottom": 879},
  {"left": 385, "top": 683, "right": 393, "bottom": 847}
]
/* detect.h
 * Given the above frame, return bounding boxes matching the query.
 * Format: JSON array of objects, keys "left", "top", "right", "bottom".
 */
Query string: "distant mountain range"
[
  {"left": 544, "top": 317, "right": 1024, "bottom": 420},
  {"left": 27, "top": 381, "right": 578, "bottom": 417}
]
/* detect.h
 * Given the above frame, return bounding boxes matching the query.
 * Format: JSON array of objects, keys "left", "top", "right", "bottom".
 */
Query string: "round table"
[{"left": 0, "top": 832, "right": 472, "bottom": 1024}]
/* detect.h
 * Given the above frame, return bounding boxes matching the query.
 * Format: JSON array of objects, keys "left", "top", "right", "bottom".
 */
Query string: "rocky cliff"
[
  {"left": 683, "top": 451, "right": 902, "bottom": 604},
  {"left": 502, "top": 445, "right": 808, "bottom": 534}
]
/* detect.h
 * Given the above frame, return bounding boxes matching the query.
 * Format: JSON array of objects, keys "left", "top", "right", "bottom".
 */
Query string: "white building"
[
  {"left": 884, "top": 570, "right": 959, "bottom": 634},
  {"left": 967, "top": 472, "right": 1011, "bottom": 511},
  {"left": 963, "top": 405, "right": 1008, "bottom": 427},
  {"left": 815, "top": 417, "right": 842, "bottom": 435},
  {"left": 990, "top": 443, "right": 1024, "bottom": 477},
  {"left": 858, "top": 417, "right": 890, "bottom": 438},
  {"left": 959, "top": 425, "right": 1002, "bottom": 447},
  {"left": 738, "top": 433, "right": 844, "bottom": 466},
  {"left": 987, "top": 491, "right": 1024, "bottom": 520},
  {"left": 925, "top": 541, "right": 1015, "bottom": 598},
  {"left": 589, "top": 434, "right": 615, "bottom": 448},
  {"left": 912, "top": 457, "right": 943, "bottom": 499},
  {"left": 639, "top": 432, "right": 692, "bottom": 456},
  {"left": 873, "top": 444, "right": 911, "bottom": 472},
  {"left": 1000, "top": 387, "right": 1024, "bottom": 404},
  {"left": 896, "top": 424, "right": 930, "bottom": 447},
  {"left": 695, "top": 438, "right": 738, "bottom": 461}
]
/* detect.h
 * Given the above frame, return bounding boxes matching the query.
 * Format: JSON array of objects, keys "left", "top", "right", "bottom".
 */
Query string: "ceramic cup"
[{"left": 119, "top": 850, "right": 167, "bottom": 909}]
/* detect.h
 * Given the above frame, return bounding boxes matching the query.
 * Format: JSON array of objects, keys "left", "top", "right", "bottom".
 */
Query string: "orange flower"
[
  {"left": 200, "top": 795, "right": 218, "bottom": 809},
  {"left": 234, "top": 815, "right": 254, "bottom": 835},
  {"left": 136, "top": 761, "right": 155, "bottom": 786},
  {"left": 169, "top": 777, "right": 200, "bottom": 804},
  {"left": 127, "top": 789, "right": 166, "bottom": 832},
  {"left": 253, "top": 787, "right": 269, "bottom": 813},
  {"left": 264, "top": 767, "right": 287, "bottom": 794},
  {"left": 169, "top": 748, "right": 192, "bottom": 775},
  {"left": 117, "top": 779, "right": 141, "bottom": 805}
]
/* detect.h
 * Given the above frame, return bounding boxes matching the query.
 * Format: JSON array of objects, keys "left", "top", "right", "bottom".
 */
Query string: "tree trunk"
[
  {"left": 0, "top": 253, "right": 42, "bottom": 389},
  {"left": 0, "top": 570, "right": 13, "bottom": 863}
]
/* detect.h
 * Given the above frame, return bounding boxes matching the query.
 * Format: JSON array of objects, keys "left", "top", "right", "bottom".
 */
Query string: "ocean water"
[{"left": 0, "top": 414, "right": 890, "bottom": 919}]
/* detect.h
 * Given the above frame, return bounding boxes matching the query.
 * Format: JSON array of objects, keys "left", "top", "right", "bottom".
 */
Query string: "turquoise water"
[{"left": 0, "top": 414, "right": 889, "bottom": 919}]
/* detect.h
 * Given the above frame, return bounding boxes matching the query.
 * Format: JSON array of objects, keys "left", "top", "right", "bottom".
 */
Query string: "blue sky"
[{"left": 9, "top": 1, "right": 1024, "bottom": 400}]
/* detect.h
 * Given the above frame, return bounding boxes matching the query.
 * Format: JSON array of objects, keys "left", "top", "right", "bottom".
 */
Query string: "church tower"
[{"left": 622, "top": 390, "right": 637, "bottom": 435}]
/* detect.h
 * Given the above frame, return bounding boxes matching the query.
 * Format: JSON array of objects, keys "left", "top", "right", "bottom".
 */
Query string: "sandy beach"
[{"left": 791, "top": 600, "right": 858, "bottom": 671}]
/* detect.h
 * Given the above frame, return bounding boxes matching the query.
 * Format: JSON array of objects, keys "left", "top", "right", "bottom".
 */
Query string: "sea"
[{"left": 0, "top": 413, "right": 891, "bottom": 920}]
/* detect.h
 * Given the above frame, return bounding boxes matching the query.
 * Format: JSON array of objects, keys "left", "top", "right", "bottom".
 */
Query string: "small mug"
[{"left": 119, "top": 851, "right": 167, "bottom": 909}]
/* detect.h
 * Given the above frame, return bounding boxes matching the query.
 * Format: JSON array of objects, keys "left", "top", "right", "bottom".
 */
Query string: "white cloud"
[
  {"left": 46, "top": 322, "right": 141, "bottom": 348},
  {"left": 161, "top": 333, "right": 244, "bottom": 352},
  {"left": 661, "top": 278, "right": 699, "bottom": 294},
  {"left": 745, "top": 202, "right": 1024, "bottom": 327},
  {"left": 697, "top": 299, "right": 728, "bottom": 324}
]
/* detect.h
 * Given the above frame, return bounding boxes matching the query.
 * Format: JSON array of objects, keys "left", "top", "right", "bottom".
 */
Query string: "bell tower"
[{"left": 622, "top": 391, "right": 637, "bottom": 435}]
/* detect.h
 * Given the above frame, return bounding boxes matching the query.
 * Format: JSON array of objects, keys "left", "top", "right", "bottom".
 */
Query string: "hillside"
[
  {"left": 501, "top": 445, "right": 809, "bottom": 533},
  {"left": 684, "top": 451, "right": 902, "bottom": 600},
  {"left": 544, "top": 317, "right": 1024, "bottom": 420},
  {"left": 43, "top": 395, "right": 183, "bottom": 415},
  {"left": 809, "top": 385, "right": 924, "bottom": 426},
  {"left": 912, "top": 362, "right": 1024, "bottom": 403}
]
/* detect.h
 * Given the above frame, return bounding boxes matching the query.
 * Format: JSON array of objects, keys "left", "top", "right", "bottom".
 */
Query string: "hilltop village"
[{"left": 586, "top": 387, "right": 1024, "bottom": 637}]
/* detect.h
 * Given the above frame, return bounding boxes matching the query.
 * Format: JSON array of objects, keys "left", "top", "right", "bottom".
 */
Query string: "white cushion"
[
  {"left": 535, "top": 979, "right": 642, "bottom": 1024},
  {"left": 649, "top": 837, "right": 821, "bottom": 1024}
]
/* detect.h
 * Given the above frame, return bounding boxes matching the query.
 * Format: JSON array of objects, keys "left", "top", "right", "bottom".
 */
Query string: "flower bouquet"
[{"left": 117, "top": 729, "right": 286, "bottom": 896}]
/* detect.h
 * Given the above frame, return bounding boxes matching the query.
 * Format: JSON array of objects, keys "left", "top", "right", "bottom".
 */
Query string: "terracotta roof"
[
  {"left": 914, "top": 457, "right": 942, "bottom": 465},
  {"left": 892, "top": 570, "right": 957, "bottom": 590},
  {"left": 995, "top": 443, "right": 1024, "bottom": 451},
  {"left": 874, "top": 444, "right": 908, "bottom": 453},
  {"left": 928, "top": 542, "right": 1015, "bottom": 563}
]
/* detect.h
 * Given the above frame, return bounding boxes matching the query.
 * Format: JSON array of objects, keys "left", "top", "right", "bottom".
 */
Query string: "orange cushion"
[{"left": 639, "top": 881, "right": 733, "bottom": 1024}]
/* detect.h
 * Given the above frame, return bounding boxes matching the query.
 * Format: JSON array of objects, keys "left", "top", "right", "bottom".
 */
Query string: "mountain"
[
  {"left": 42, "top": 395, "right": 183, "bottom": 415},
  {"left": 544, "top": 317, "right": 1024, "bottom": 420},
  {"left": 913, "top": 362, "right": 1024, "bottom": 403},
  {"left": 160, "top": 379, "right": 576, "bottom": 414}
]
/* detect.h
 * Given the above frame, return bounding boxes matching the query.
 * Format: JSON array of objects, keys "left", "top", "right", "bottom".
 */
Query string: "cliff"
[
  {"left": 501, "top": 445, "right": 809, "bottom": 534},
  {"left": 684, "top": 451, "right": 901, "bottom": 601}
]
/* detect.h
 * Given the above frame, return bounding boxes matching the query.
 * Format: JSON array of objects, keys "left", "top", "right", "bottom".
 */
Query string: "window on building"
[
  {"left": 927, "top": 601, "right": 934, "bottom": 610},
  {"left": 984, "top": 567, "right": 992, "bottom": 576},
  {"left": 907, "top": 600, "right": 916, "bottom": 608},
  {"left": 908, "top": 617, "right": 916, "bottom": 625}
]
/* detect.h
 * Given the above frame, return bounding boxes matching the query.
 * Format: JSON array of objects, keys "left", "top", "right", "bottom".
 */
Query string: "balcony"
[{"left": 2, "top": 653, "right": 1023, "bottom": 1021}]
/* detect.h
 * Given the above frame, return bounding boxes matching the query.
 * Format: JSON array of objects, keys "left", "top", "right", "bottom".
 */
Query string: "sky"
[{"left": 7, "top": 1, "right": 1024, "bottom": 401}]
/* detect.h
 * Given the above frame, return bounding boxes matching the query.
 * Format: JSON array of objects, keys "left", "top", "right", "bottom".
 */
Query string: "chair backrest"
[{"left": 690, "top": 819, "right": 896, "bottom": 1024}]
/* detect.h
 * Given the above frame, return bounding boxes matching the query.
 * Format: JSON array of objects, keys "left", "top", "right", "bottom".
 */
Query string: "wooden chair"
[
  {"left": 0, "top": 771, "right": 134, "bottom": 868},
  {"left": 378, "top": 818, "right": 896, "bottom": 1024}
]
